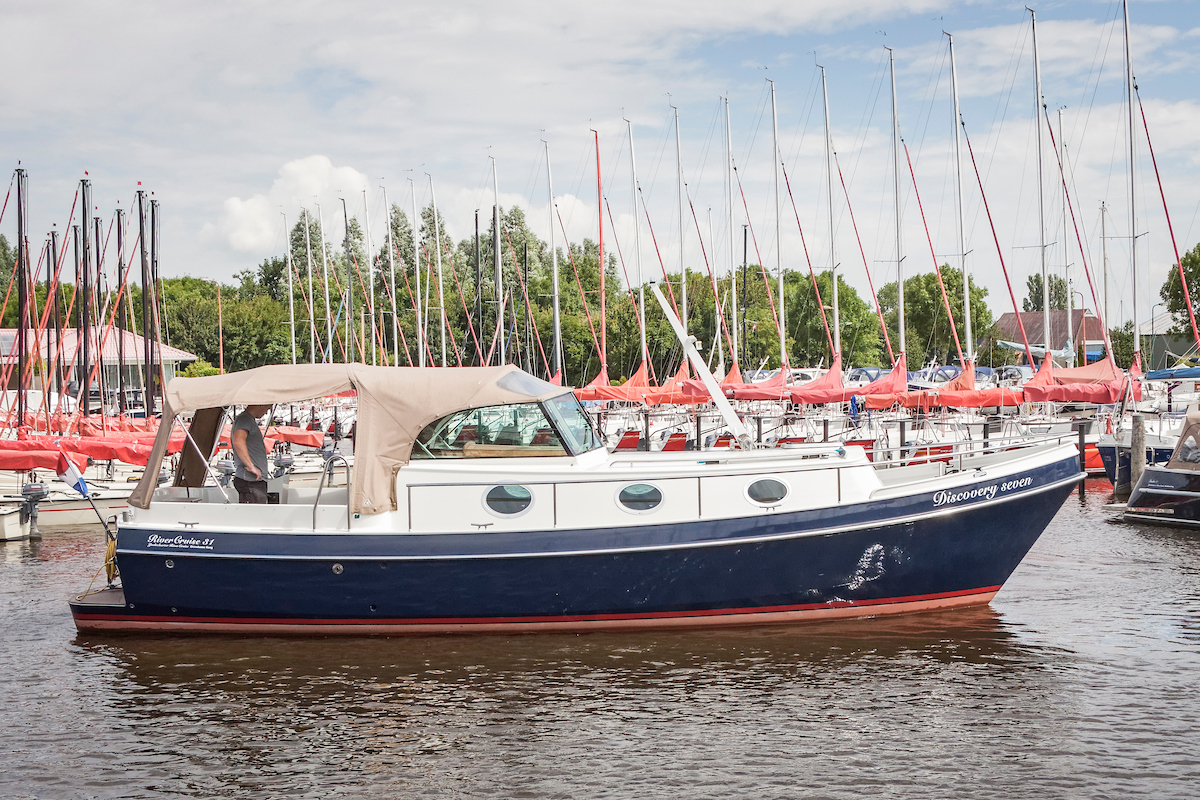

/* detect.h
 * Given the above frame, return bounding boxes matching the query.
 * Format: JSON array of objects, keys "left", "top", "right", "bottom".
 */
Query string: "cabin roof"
[{"left": 130, "top": 363, "right": 571, "bottom": 516}]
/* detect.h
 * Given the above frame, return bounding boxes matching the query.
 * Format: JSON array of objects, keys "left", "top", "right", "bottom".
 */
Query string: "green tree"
[
  {"left": 1023, "top": 273, "right": 1068, "bottom": 312},
  {"left": 0, "top": 234, "right": 13, "bottom": 288},
  {"left": 1158, "top": 241, "right": 1200, "bottom": 336},
  {"left": 878, "top": 266, "right": 993, "bottom": 366},
  {"left": 1108, "top": 320, "right": 1135, "bottom": 369}
]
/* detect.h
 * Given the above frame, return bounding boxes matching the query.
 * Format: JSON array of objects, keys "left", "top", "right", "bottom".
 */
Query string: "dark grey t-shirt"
[{"left": 232, "top": 410, "right": 268, "bottom": 482}]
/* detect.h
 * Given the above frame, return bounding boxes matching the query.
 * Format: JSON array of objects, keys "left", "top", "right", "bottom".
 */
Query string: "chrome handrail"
[
  {"left": 864, "top": 431, "right": 1077, "bottom": 471},
  {"left": 313, "top": 454, "right": 351, "bottom": 531}
]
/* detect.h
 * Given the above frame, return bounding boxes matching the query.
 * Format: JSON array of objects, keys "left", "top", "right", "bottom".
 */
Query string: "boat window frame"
[
  {"left": 482, "top": 484, "right": 535, "bottom": 518},
  {"left": 745, "top": 477, "right": 790, "bottom": 506},
  {"left": 541, "top": 393, "right": 605, "bottom": 456},
  {"left": 615, "top": 482, "right": 664, "bottom": 515}
]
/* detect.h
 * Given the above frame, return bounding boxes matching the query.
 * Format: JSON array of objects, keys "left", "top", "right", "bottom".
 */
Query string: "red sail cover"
[
  {"left": 0, "top": 448, "right": 88, "bottom": 473},
  {"left": 1023, "top": 356, "right": 1129, "bottom": 404},
  {"left": 787, "top": 354, "right": 852, "bottom": 405}
]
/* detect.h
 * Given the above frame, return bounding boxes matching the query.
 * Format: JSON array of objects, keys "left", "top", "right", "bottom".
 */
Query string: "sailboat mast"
[
  {"left": 1102, "top": 201, "right": 1110, "bottom": 343},
  {"left": 820, "top": 66, "right": 841, "bottom": 355},
  {"left": 725, "top": 97, "right": 737, "bottom": 365},
  {"left": 770, "top": 80, "right": 785, "bottom": 368},
  {"left": 408, "top": 181, "right": 424, "bottom": 367},
  {"left": 674, "top": 105, "right": 688, "bottom": 334},
  {"left": 1060, "top": 108, "right": 1073, "bottom": 365},
  {"left": 362, "top": 190, "right": 376, "bottom": 365},
  {"left": 15, "top": 169, "right": 27, "bottom": 423},
  {"left": 889, "top": 48, "right": 906, "bottom": 357},
  {"left": 382, "top": 187, "right": 398, "bottom": 366},
  {"left": 316, "top": 203, "right": 333, "bottom": 363},
  {"left": 283, "top": 212, "right": 296, "bottom": 365},
  {"left": 546, "top": 141, "right": 562, "bottom": 379},
  {"left": 492, "top": 158, "right": 503, "bottom": 366},
  {"left": 340, "top": 199, "right": 353, "bottom": 362},
  {"left": 303, "top": 211, "right": 317, "bottom": 363},
  {"left": 137, "top": 190, "right": 151, "bottom": 399},
  {"left": 1124, "top": 0, "right": 1140, "bottom": 367},
  {"left": 948, "top": 33, "right": 971, "bottom": 360},
  {"left": 80, "top": 179, "right": 92, "bottom": 415},
  {"left": 625, "top": 122, "right": 647, "bottom": 369},
  {"left": 594, "top": 130, "right": 606, "bottom": 372},
  {"left": 429, "top": 175, "right": 446, "bottom": 367},
  {"left": 1030, "top": 8, "right": 1051, "bottom": 359}
]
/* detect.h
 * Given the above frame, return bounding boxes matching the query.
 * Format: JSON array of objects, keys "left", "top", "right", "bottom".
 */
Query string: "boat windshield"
[
  {"left": 412, "top": 402, "right": 569, "bottom": 459},
  {"left": 542, "top": 393, "right": 604, "bottom": 455},
  {"left": 1167, "top": 423, "right": 1200, "bottom": 471}
]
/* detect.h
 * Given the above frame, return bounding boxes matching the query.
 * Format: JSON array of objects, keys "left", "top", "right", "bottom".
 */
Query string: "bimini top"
[{"left": 128, "top": 363, "right": 571, "bottom": 515}]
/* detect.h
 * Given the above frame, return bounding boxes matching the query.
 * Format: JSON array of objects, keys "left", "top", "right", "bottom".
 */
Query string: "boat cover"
[{"left": 128, "top": 364, "right": 571, "bottom": 515}]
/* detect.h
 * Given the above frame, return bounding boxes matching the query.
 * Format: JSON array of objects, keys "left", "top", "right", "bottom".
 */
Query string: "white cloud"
[{"left": 204, "top": 156, "right": 370, "bottom": 253}]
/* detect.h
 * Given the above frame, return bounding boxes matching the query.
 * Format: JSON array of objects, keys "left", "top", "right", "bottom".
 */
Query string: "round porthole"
[
  {"left": 747, "top": 478, "right": 789, "bottom": 505},
  {"left": 618, "top": 483, "right": 663, "bottom": 513},
  {"left": 485, "top": 485, "right": 533, "bottom": 515}
]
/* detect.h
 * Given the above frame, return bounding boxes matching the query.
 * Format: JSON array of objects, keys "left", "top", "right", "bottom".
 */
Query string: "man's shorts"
[{"left": 233, "top": 477, "right": 268, "bottom": 504}]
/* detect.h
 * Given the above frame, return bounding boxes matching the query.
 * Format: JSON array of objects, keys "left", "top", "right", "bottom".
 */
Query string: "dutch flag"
[{"left": 56, "top": 453, "right": 89, "bottom": 497}]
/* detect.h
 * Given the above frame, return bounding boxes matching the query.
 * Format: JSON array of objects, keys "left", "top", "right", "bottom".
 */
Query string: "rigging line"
[
  {"left": 980, "top": 20, "right": 1031, "bottom": 195},
  {"left": 962, "top": 120, "right": 1035, "bottom": 365},
  {"left": 556, "top": 205, "right": 603, "bottom": 363},
  {"left": 832, "top": 150, "right": 895, "bottom": 365},
  {"left": 1043, "top": 114, "right": 1110, "bottom": 353},
  {"left": 903, "top": 140, "right": 963, "bottom": 366},
  {"left": 501, "top": 224, "right": 552, "bottom": 378},
  {"left": 910, "top": 45, "right": 948, "bottom": 166},
  {"left": 781, "top": 163, "right": 833, "bottom": 355},
  {"left": 1137, "top": 87, "right": 1200, "bottom": 354},
  {"left": 1071, "top": 2, "right": 1120, "bottom": 151},
  {"left": 603, "top": 196, "right": 656, "bottom": 382},
  {"left": 683, "top": 185, "right": 737, "bottom": 364},
  {"left": 845, "top": 52, "right": 889, "bottom": 185},
  {"left": 0, "top": 170, "right": 15, "bottom": 228},
  {"left": 739, "top": 80, "right": 772, "bottom": 170},
  {"left": 785, "top": 69, "right": 821, "bottom": 166},
  {"left": 732, "top": 165, "right": 785, "bottom": 359},
  {"left": 440, "top": 233, "right": 483, "bottom": 363},
  {"left": 644, "top": 110, "right": 675, "bottom": 198},
  {"left": 636, "top": 183, "right": 681, "bottom": 316},
  {"left": 394, "top": 240, "right": 426, "bottom": 365}
]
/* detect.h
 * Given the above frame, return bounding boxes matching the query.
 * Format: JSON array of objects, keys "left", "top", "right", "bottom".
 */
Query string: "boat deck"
[{"left": 72, "top": 587, "right": 126, "bottom": 609}]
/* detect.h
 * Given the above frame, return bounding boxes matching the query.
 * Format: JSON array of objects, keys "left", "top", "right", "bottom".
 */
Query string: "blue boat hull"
[
  {"left": 72, "top": 456, "right": 1082, "bottom": 634},
  {"left": 1098, "top": 444, "right": 1174, "bottom": 488}
]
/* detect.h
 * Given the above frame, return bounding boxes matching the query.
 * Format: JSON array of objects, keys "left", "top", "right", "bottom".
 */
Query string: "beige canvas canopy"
[{"left": 128, "top": 363, "right": 571, "bottom": 515}]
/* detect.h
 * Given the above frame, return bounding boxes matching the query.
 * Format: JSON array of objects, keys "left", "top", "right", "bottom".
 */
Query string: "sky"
[{"left": 4, "top": 0, "right": 1200, "bottom": 343}]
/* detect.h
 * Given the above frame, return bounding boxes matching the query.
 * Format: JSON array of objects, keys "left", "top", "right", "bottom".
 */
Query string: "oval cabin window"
[
  {"left": 618, "top": 484, "right": 663, "bottom": 512},
  {"left": 485, "top": 485, "right": 532, "bottom": 515},
  {"left": 747, "top": 478, "right": 788, "bottom": 504}
]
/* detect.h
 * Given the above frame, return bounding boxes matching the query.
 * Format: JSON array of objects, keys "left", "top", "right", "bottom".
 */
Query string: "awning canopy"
[{"left": 129, "top": 364, "right": 571, "bottom": 515}]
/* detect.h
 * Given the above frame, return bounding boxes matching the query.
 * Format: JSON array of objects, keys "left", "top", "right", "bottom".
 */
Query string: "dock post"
[
  {"left": 642, "top": 409, "right": 650, "bottom": 451},
  {"left": 694, "top": 410, "right": 702, "bottom": 450},
  {"left": 1074, "top": 420, "right": 1087, "bottom": 499},
  {"left": 756, "top": 416, "right": 762, "bottom": 443},
  {"left": 1130, "top": 413, "right": 1146, "bottom": 494},
  {"left": 823, "top": 418, "right": 830, "bottom": 442}
]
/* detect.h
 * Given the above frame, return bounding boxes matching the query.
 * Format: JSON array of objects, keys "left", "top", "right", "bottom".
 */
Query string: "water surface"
[{"left": 2, "top": 479, "right": 1197, "bottom": 798}]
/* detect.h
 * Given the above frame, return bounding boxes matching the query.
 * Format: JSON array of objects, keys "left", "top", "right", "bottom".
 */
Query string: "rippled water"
[{"left": 2, "top": 479, "right": 1199, "bottom": 799}]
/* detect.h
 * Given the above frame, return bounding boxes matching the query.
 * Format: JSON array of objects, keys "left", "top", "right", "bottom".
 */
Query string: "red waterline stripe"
[{"left": 74, "top": 586, "right": 1002, "bottom": 626}]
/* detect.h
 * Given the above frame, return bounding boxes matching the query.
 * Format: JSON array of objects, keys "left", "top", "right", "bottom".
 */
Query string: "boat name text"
[
  {"left": 146, "top": 534, "right": 215, "bottom": 550},
  {"left": 933, "top": 477, "right": 1032, "bottom": 507}
]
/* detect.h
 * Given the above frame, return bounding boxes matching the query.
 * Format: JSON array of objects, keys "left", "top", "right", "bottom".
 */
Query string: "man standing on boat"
[{"left": 231, "top": 404, "right": 273, "bottom": 504}]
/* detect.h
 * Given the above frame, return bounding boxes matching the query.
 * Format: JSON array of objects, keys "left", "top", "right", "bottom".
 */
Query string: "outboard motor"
[
  {"left": 20, "top": 481, "right": 51, "bottom": 541},
  {"left": 214, "top": 458, "right": 236, "bottom": 487},
  {"left": 272, "top": 452, "right": 295, "bottom": 479}
]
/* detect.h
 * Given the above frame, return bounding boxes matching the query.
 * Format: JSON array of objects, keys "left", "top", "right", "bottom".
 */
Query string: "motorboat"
[
  {"left": 70, "top": 359, "right": 1084, "bottom": 635},
  {"left": 1124, "top": 405, "right": 1200, "bottom": 527}
]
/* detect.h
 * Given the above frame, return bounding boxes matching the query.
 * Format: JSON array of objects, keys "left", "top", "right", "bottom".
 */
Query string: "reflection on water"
[{"left": 2, "top": 481, "right": 1199, "bottom": 799}]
